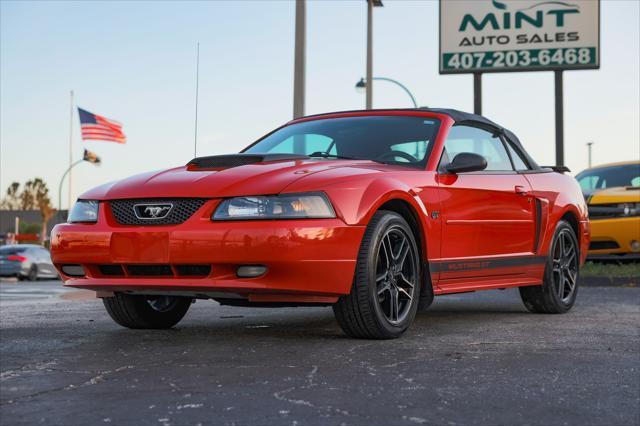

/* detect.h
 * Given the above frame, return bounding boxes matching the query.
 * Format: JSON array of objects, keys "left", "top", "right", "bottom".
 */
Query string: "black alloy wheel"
[
  {"left": 334, "top": 210, "right": 422, "bottom": 339},
  {"left": 520, "top": 220, "right": 580, "bottom": 314}
]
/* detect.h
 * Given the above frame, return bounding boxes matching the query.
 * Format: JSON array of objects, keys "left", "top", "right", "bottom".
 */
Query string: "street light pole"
[
  {"left": 365, "top": 0, "right": 383, "bottom": 109},
  {"left": 293, "top": 0, "right": 306, "bottom": 119},
  {"left": 587, "top": 141, "right": 594, "bottom": 168},
  {"left": 58, "top": 150, "right": 101, "bottom": 221},
  {"left": 366, "top": 0, "right": 373, "bottom": 109},
  {"left": 58, "top": 159, "right": 84, "bottom": 221},
  {"left": 355, "top": 77, "right": 417, "bottom": 108}
]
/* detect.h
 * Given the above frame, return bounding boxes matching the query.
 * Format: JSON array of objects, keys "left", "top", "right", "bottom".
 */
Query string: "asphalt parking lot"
[{"left": 1, "top": 279, "right": 638, "bottom": 426}]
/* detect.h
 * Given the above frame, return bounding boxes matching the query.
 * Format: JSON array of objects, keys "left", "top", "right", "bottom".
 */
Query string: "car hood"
[
  {"left": 588, "top": 186, "right": 640, "bottom": 204},
  {"left": 79, "top": 158, "right": 391, "bottom": 200}
]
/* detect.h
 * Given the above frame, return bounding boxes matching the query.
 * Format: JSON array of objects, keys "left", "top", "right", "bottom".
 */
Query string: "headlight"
[
  {"left": 67, "top": 200, "right": 99, "bottom": 223},
  {"left": 212, "top": 192, "right": 335, "bottom": 220}
]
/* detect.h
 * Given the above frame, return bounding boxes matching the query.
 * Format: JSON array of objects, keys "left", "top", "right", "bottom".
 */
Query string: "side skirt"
[{"left": 429, "top": 255, "right": 545, "bottom": 295}]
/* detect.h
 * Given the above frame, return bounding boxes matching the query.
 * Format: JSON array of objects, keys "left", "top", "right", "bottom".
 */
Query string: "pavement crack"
[
  {"left": 1, "top": 365, "right": 136, "bottom": 406},
  {"left": 64, "top": 365, "right": 135, "bottom": 390},
  {"left": 0, "top": 361, "right": 58, "bottom": 382},
  {"left": 272, "top": 365, "right": 351, "bottom": 417}
]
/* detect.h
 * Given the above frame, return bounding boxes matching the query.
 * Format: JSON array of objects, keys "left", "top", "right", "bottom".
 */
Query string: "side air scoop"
[{"left": 187, "top": 153, "right": 309, "bottom": 170}]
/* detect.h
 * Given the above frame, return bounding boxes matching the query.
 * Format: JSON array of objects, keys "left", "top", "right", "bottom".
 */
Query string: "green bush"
[{"left": 19, "top": 222, "right": 41, "bottom": 235}]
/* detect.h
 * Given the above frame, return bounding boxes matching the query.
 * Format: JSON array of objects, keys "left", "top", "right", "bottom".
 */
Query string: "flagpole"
[
  {"left": 194, "top": 42, "right": 200, "bottom": 158},
  {"left": 68, "top": 90, "right": 74, "bottom": 211}
]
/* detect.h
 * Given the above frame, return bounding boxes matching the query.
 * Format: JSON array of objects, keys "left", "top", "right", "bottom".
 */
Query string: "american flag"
[{"left": 78, "top": 107, "right": 126, "bottom": 143}]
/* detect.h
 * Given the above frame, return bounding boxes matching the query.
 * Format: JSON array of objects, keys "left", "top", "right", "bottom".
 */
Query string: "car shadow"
[{"left": 94, "top": 291, "right": 533, "bottom": 344}]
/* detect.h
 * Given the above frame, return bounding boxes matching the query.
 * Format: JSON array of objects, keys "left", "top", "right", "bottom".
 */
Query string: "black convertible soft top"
[
  {"left": 421, "top": 108, "right": 540, "bottom": 170},
  {"left": 297, "top": 108, "right": 541, "bottom": 170}
]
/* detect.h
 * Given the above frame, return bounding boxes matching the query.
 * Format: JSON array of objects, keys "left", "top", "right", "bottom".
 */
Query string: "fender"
[
  {"left": 524, "top": 172, "right": 590, "bottom": 263},
  {"left": 323, "top": 176, "right": 434, "bottom": 261}
]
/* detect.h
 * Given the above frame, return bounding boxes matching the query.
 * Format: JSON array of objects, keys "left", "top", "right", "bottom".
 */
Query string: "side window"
[
  {"left": 505, "top": 141, "right": 530, "bottom": 170},
  {"left": 442, "top": 126, "right": 513, "bottom": 171},
  {"left": 266, "top": 134, "right": 334, "bottom": 156}
]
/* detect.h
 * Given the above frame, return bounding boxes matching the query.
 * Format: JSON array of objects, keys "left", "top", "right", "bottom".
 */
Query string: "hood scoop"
[{"left": 187, "top": 153, "right": 309, "bottom": 170}]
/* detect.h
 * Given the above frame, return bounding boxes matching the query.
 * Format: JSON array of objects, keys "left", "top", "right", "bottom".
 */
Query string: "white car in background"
[{"left": 0, "top": 244, "right": 59, "bottom": 281}]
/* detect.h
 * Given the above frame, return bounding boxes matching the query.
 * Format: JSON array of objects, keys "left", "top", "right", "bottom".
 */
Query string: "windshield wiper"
[{"left": 308, "top": 152, "right": 385, "bottom": 164}]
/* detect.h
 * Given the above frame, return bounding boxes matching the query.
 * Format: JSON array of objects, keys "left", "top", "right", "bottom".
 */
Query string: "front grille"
[
  {"left": 110, "top": 198, "right": 207, "bottom": 225},
  {"left": 175, "top": 264, "right": 211, "bottom": 276},
  {"left": 127, "top": 264, "right": 173, "bottom": 276},
  {"left": 588, "top": 204, "right": 626, "bottom": 219},
  {"left": 589, "top": 241, "right": 620, "bottom": 250},
  {"left": 99, "top": 264, "right": 124, "bottom": 276},
  {"left": 96, "top": 264, "right": 211, "bottom": 278}
]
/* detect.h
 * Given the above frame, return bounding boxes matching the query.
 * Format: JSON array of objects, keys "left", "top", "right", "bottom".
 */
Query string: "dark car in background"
[{"left": 0, "top": 244, "right": 59, "bottom": 281}]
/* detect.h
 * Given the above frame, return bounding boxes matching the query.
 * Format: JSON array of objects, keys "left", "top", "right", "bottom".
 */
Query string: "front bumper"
[
  {"left": 587, "top": 217, "right": 640, "bottom": 257},
  {"left": 50, "top": 206, "right": 365, "bottom": 303}
]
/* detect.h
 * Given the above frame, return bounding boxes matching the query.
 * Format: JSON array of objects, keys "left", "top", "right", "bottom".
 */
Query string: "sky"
[{"left": 1, "top": 0, "right": 639, "bottom": 210}]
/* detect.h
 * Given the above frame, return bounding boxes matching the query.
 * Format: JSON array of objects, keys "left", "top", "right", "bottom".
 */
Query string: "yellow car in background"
[{"left": 576, "top": 161, "right": 640, "bottom": 260}]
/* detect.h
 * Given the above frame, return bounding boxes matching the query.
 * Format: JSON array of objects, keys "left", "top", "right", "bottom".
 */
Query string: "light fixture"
[
  {"left": 237, "top": 265, "right": 268, "bottom": 278},
  {"left": 61, "top": 264, "right": 85, "bottom": 277}
]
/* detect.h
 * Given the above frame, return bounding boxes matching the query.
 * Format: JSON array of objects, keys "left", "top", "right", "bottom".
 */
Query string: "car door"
[{"left": 435, "top": 125, "right": 536, "bottom": 280}]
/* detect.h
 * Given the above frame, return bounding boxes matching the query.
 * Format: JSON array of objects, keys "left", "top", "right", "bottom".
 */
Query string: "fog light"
[
  {"left": 631, "top": 240, "right": 640, "bottom": 252},
  {"left": 61, "top": 264, "right": 85, "bottom": 277},
  {"left": 236, "top": 265, "right": 267, "bottom": 278}
]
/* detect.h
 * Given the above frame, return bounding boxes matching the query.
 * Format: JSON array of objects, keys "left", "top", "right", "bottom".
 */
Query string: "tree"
[
  {"left": 20, "top": 180, "right": 38, "bottom": 210},
  {"left": 1, "top": 179, "right": 56, "bottom": 243},
  {"left": 24, "top": 179, "right": 57, "bottom": 243},
  {"left": 0, "top": 182, "right": 21, "bottom": 210}
]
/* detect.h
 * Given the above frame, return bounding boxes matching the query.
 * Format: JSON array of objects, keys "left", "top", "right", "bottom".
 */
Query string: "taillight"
[{"left": 7, "top": 255, "right": 27, "bottom": 262}]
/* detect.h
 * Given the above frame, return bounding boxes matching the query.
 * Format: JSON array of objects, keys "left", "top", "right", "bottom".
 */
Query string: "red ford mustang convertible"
[{"left": 51, "top": 109, "right": 590, "bottom": 339}]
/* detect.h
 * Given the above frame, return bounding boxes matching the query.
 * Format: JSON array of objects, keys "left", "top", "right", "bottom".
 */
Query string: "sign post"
[
  {"left": 555, "top": 70, "right": 564, "bottom": 167},
  {"left": 439, "top": 0, "right": 600, "bottom": 165},
  {"left": 473, "top": 72, "right": 482, "bottom": 115}
]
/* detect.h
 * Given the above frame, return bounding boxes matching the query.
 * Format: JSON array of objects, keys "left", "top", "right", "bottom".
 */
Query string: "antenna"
[{"left": 194, "top": 42, "right": 200, "bottom": 158}]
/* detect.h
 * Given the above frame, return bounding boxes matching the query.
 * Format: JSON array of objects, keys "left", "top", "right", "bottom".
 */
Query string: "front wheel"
[
  {"left": 103, "top": 293, "right": 192, "bottom": 329},
  {"left": 520, "top": 220, "right": 579, "bottom": 313},
  {"left": 333, "top": 211, "right": 421, "bottom": 339},
  {"left": 27, "top": 265, "right": 38, "bottom": 281}
]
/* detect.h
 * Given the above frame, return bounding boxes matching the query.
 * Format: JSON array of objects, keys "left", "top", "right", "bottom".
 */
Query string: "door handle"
[{"left": 514, "top": 185, "right": 528, "bottom": 195}]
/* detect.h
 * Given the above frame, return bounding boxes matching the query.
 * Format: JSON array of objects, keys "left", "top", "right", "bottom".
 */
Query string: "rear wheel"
[
  {"left": 520, "top": 220, "right": 579, "bottom": 313},
  {"left": 103, "top": 293, "right": 192, "bottom": 329},
  {"left": 333, "top": 211, "right": 421, "bottom": 339}
]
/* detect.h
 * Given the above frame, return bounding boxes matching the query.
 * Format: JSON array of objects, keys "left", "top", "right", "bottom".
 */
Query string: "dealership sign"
[{"left": 439, "top": 0, "right": 600, "bottom": 74}]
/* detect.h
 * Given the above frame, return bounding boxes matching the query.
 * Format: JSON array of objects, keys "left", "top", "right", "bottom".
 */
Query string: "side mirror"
[{"left": 445, "top": 152, "right": 488, "bottom": 174}]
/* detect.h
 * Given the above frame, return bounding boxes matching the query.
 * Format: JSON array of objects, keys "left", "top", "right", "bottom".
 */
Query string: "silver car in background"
[{"left": 0, "top": 245, "right": 59, "bottom": 281}]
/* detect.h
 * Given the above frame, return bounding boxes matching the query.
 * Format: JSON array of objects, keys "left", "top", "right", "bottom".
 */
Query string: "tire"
[
  {"left": 333, "top": 210, "right": 421, "bottom": 339},
  {"left": 519, "top": 220, "right": 579, "bottom": 314},
  {"left": 103, "top": 293, "right": 192, "bottom": 329},
  {"left": 27, "top": 265, "right": 38, "bottom": 281}
]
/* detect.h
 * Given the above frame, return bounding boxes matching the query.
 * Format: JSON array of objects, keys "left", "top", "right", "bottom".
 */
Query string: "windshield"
[
  {"left": 0, "top": 246, "right": 27, "bottom": 255},
  {"left": 244, "top": 116, "right": 441, "bottom": 169},
  {"left": 576, "top": 163, "right": 640, "bottom": 193}
]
